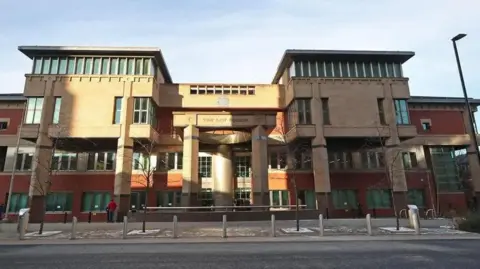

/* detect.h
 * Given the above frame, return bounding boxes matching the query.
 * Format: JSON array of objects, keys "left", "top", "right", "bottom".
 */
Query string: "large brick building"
[{"left": 0, "top": 46, "right": 479, "bottom": 222}]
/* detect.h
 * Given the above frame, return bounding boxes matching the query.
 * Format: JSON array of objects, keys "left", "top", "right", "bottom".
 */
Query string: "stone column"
[
  {"left": 385, "top": 138, "right": 408, "bottom": 212},
  {"left": 28, "top": 79, "right": 56, "bottom": 223},
  {"left": 114, "top": 92, "right": 134, "bottom": 221},
  {"left": 181, "top": 125, "right": 200, "bottom": 206},
  {"left": 251, "top": 125, "right": 269, "bottom": 207},
  {"left": 463, "top": 110, "right": 480, "bottom": 207},
  {"left": 311, "top": 83, "right": 331, "bottom": 212},
  {"left": 213, "top": 144, "right": 233, "bottom": 207}
]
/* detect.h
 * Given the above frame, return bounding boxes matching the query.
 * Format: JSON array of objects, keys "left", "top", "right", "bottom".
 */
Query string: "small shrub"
[{"left": 457, "top": 214, "right": 480, "bottom": 233}]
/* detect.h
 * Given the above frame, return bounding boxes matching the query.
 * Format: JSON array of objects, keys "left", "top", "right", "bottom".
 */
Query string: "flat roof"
[
  {"left": 410, "top": 95, "right": 480, "bottom": 105},
  {"left": 18, "top": 45, "right": 172, "bottom": 83},
  {"left": 0, "top": 93, "right": 25, "bottom": 101},
  {"left": 272, "top": 49, "right": 415, "bottom": 83}
]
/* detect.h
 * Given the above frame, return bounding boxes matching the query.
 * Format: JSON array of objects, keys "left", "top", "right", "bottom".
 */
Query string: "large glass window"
[
  {"left": 328, "top": 151, "right": 353, "bottom": 170},
  {"left": 52, "top": 152, "right": 77, "bottom": 171},
  {"left": 394, "top": 99, "right": 410, "bottom": 124},
  {"left": 332, "top": 189, "right": 358, "bottom": 209},
  {"left": 15, "top": 153, "right": 33, "bottom": 171},
  {"left": 294, "top": 150, "right": 312, "bottom": 169},
  {"left": 81, "top": 192, "right": 111, "bottom": 212},
  {"left": 33, "top": 57, "right": 43, "bottom": 74},
  {"left": 7, "top": 193, "right": 28, "bottom": 212},
  {"left": 50, "top": 57, "right": 59, "bottom": 74},
  {"left": 270, "top": 190, "right": 289, "bottom": 208},
  {"left": 133, "top": 97, "right": 156, "bottom": 126},
  {"left": 132, "top": 152, "right": 152, "bottom": 170},
  {"left": 58, "top": 57, "right": 67, "bottom": 74},
  {"left": 430, "top": 147, "right": 463, "bottom": 192},
  {"left": 52, "top": 97, "right": 62, "bottom": 124},
  {"left": 199, "top": 188, "right": 213, "bottom": 206},
  {"left": 110, "top": 58, "right": 118, "bottom": 75},
  {"left": 198, "top": 156, "right": 212, "bottom": 178},
  {"left": 25, "top": 97, "right": 44, "bottom": 124},
  {"left": 46, "top": 192, "right": 73, "bottom": 212},
  {"left": 87, "top": 152, "right": 116, "bottom": 171},
  {"left": 127, "top": 58, "right": 135, "bottom": 75},
  {"left": 84, "top": 58, "right": 93, "bottom": 75},
  {"left": 296, "top": 99, "right": 311, "bottom": 124},
  {"left": 360, "top": 151, "right": 384, "bottom": 169},
  {"left": 157, "top": 191, "right": 182, "bottom": 207},
  {"left": 402, "top": 152, "right": 418, "bottom": 169},
  {"left": 113, "top": 97, "right": 122, "bottom": 124},
  {"left": 75, "top": 57, "right": 84, "bottom": 74},
  {"left": 235, "top": 188, "right": 251, "bottom": 201},
  {"left": 407, "top": 189, "right": 425, "bottom": 207},
  {"left": 269, "top": 150, "right": 287, "bottom": 169},
  {"left": 67, "top": 57, "right": 75, "bottom": 74},
  {"left": 235, "top": 156, "right": 251, "bottom": 177},
  {"left": 366, "top": 189, "right": 391, "bottom": 209},
  {"left": 42, "top": 57, "right": 51, "bottom": 74},
  {"left": 92, "top": 58, "right": 101, "bottom": 74},
  {"left": 159, "top": 152, "right": 183, "bottom": 170},
  {"left": 101, "top": 58, "right": 109, "bottom": 75}
]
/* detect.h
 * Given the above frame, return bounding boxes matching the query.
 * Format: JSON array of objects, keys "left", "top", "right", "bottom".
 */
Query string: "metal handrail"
[
  {"left": 425, "top": 209, "right": 436, "bottom": 219},
  {"left": 399, "top": 209, "right": 408, "bottom": 219},
  {"left": 144, "top": 205, "right": 308, "bottom": 212}
]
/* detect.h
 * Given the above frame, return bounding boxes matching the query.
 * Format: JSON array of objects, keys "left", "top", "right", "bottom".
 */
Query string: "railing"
[
  {"left": 425, "top": 209, "right": 436, "bottom": 219},
  {"left": 144, "top": 205, "right": 308, "bottom": 212},
  {"left": 399, "top": 209, "right": 408, "bottom": 219}
]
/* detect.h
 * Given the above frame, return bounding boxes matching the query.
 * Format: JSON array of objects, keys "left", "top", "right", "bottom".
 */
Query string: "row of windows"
[
  {"left": 287, "top": 98, "right": 411, "bottom": 130},
  {"left": 289, "top": 61, "right": 403, "bottom": 79},
  {"left": 32, "top": 56, "right": 156, "bottom": 76},
  {"left": 328, "top": 151, "right": 419, "bottom": 170},
  {"left": 7, "top": 188, "right": 426, "bottom": 213},
  {"left": 189, "top": 85, "right": 256, "bottom": 95}
]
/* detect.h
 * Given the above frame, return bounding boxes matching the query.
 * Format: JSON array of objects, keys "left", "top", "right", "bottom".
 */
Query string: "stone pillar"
[
  {"left": 463, "top": 110, "right": 480, "bottom": 208},
  {"left": 181, "top": 125, "right": 200, "bottom": 207},
  {"left": 114, "top": 93, "right": 134, "bottom": 221},
  {"left": 28, "top": 79, "right": 56, "bottom": 223},
  {"left": 213, "top": 145, "right": 233, "bottom": 207},
  {"left": 385, "top": 138, "right": 408, "bottom": 212},
  {"left": 251, "top": 125, "right": 269, "bottom": 207}
]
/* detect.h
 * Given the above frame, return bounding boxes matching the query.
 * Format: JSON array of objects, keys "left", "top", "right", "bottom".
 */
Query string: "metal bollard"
[
  {"left": 70, "top": 216, "right": 77, "bottom": 240},
  {"left": 366, "top": 214, "right": 372, "bottom": 236},
  {"left": 222, "top": 215, "right": 227, "bottom": 238},
  {"left": 319, "top": 214, "right": 324, "bottom": 236},
  {"left": 18, "top": 215, "right": 26, "bottom": 240},
  {"left": 271, "top": 214, "right": 276, "bottom": 237},
  {"left": 412, "top": 211, "right": 420, "bottom": 235},
  {"left": 172, "top": 215, "right": 178, "bottom": 239},
  {"left": 122, "top": 216, "right": 128, "bottom": 239}
]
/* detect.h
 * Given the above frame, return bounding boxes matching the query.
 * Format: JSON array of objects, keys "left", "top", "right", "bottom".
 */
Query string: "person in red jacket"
[{"left": 106, "top": 199, "right": 117, "bottom": 223}]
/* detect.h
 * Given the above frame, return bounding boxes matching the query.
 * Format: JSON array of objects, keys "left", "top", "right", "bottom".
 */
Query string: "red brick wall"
[
  {"left": 0, "top": 108, "right": 24, "bottom": 135},
  {"left": 409, "top": 110, "right": 466, "bottom": 135}
]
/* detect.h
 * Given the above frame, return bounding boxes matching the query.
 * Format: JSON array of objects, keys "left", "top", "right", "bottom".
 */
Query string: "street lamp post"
[{"left": 451, "top": 33, "right": 480, "bottom": 200}]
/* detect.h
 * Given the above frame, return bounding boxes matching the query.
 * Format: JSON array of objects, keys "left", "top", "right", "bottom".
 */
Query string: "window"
[
  {"left": 359, "top": 62, "right": 367, "bottom": 77},
  {"left": 372, "top": 62, "right": 380, "bottom": 77},
  {"left": 386, "top": 63, "right": 394, "bottom": 78},
  {"left": 157, "top": 191, "right": 182, "bottom": 207},
  {"left": 52, "top": 97, "right": 62, "bottom": 124},
  {"left": 322, "top": 98, "right": 330, "bottom": 125},
  {"left": 127, "top": 58, "right": 134, "bottom": 75},
  {"left": 270, "top": 190, "right": 289, "bottom": 208},
  {"left": 84, "top": 58, "right": 92, "bottom": 75},
  {"left": 294, "top": 99, "right": 312, "bottom": 124},
  {"left": 325, "top": 62, "right": 333, "bottom": 77},
  {"left": 402, "top": 152, "right": 418, "bottom": 169},
  {"left": 113, "top": 97, "right": 122, "bottom": 124},
  {"left": 133, "top": 97, "right": 156, "bottom": 126},
  {"left": 328, "top": 151, "right": 353, "bottom": 170},
  {"left": 421, "top": 119, "right": 431, "bottom": 131},
  {"left": 50, "top": 57, "right": 59, "bottom": 74},
  {"left": 142, "top": 59, "right": 150, "bottom": 75},
  {"left": 377, "top": 99, "right": 386, "bottom": 125},
  {"left": 15, "top": 153, "right": 33, "bottom": 171},
  {"left": 7, "top": 193, "right": 28, "bottom": 212},
  {"left": 394, "top": 100, "right": 410, "bottom": 124},
  {"left": 110, "top": 58, "right": 118, "bottom": 75},
  {"left": 92, "top": 58, "right": 101, "bottom": 74},
  {"left": 25, "top": 97, "right": 44, "bottom": 124},
  {"left": 407, "top": 189, "right": 425, "bottom": 207},
  {"left": 235, "top": 188, "right": 251, "bottom": 200},
  {"left": 366, "top": 189, "right": 391, "bottom": 209},
  {"left": 119, "top": 58, "right": 126, "bottom": 75},
  {"left": 332, "top": 190, "right": 358, "bottom": 209},
  {"left": 75, "top": 58, "right": 84, "bottom": 74},
  {"left": 132, "top": 152, "right": 152, "bottom": 170},
  {"left": 0, "top": 121, "right": 8, "bottom": 130},
  {"left": 269, "top": 150, "right": 287, "bottom": 169},
  {"left": 199, "top": 188, "right": 213, "bottom": 206},
  {"left": 393, "top": 63, "right": 402, "bottom": 77},
  {"left": 294, "top": 150, "right": 312, "bottom": 169},
  {"left": 101, "top": 58, "right": 109, "bottom": 75},
  {"left": 42, "top": 57, "right": 51, "bottom": 74},
  {"left": 135, "top": 59, "right": 142, "bottom": 75},
  {"left": 87, "top": 152, "right": 115, "bottom": 171},
  {"left": 235, "top": 156, "right": 251, "bottom": 177},
  {"left": 52, "top": 153, "right": 77, "bottom": 171},
  {"left": 67, "top": 58, "right": 75, "bottom": 74},
  {"left": 33, "top": 57, "right": 43, "bottom": 74},
  {"left": 46, "top": 192, "right": 73, "bottom": 212},
  {"left": 167, "top": 152, "right": 183, "bottom": 170},
  {"left": 360, "top": 151, "right": 384, "bottom": 169},
  {"left": 81, "top": 192, "right": 111, "bottom": 212},
  {"left": 430, "top": 147, "right": 463, "bottom": 192},
  {"left": 198, "top": 156, "right": 212, "bottom": 178}
]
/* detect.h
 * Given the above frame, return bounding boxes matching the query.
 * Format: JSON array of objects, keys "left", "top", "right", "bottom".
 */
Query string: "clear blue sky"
[{"left": 0, "top": 0, "right": 479, "bottom": 101}]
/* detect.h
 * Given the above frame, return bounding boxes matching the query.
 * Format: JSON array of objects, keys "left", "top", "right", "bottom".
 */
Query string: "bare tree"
[{"left": 129, "top": 138, "right": 158, "bottom": 233}]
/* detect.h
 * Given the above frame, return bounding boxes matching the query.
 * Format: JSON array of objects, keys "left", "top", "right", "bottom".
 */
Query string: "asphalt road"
[{"left": 1, "top": 240, "right": 479, "bottom": 268}]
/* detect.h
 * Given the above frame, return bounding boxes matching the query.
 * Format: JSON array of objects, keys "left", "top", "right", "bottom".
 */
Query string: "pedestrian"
[{"left": 106, "top": 199, "right": 117, "bottom": 223}]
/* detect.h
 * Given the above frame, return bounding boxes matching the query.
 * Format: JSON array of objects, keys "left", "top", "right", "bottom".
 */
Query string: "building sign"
[{"left": 197, "top": 115, "right": 258, "bottom": 127}]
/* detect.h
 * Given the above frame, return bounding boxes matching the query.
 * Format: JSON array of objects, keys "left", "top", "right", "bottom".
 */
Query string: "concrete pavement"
[{"left": 1, "top": 239, "right": 479, "bottom": 268}]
